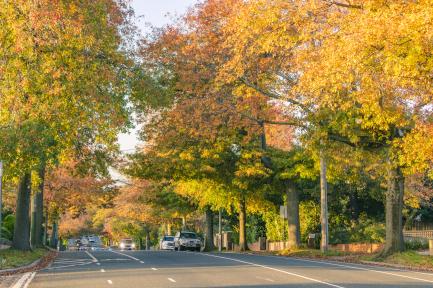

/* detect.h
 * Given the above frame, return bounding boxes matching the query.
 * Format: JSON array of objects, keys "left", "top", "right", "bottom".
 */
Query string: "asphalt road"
[{"left": 24, "top": 250, "right": 433, "bottom": 288}]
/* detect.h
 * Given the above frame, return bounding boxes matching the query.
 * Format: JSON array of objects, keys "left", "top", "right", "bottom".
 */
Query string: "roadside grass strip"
[{"left": 201, "top": 253, "right": 346, "bottom": 288}]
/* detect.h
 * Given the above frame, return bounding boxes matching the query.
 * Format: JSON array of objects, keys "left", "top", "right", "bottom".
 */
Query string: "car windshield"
[
  {"left": 163, "top": 236, "right": 174, "bottom": 241},
  {"left": 121, "top": 239, "right": 133, "bottom": 244},
  {"left": 180, "top": 233, "right": 197, "bottom": 239}
]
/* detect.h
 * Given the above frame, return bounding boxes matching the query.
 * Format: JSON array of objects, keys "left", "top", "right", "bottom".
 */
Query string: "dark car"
[{"left": 174, "top": 231, "right": 201, "bottom": 251}]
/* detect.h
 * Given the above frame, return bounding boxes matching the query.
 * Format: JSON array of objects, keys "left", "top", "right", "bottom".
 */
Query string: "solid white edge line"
[
  {"left": 201, "top": 253, "right": 346, "bottom": 288},
  {"left": 110, "top": 250, "right": 140, "bottom": 261},
  {"left": 85, "top": 251, "right": 98, "bottom": 262},
  {"left": 168, "top": 278, "right": 176, "bottom": 283},
  {"left": 12, "top": 272, "right": 36, "bottom": 288},
  {"left": 23, "top": 272, "right": 36, "bottom": 288},
  {"left": 289, "top": 257, "right": 433, "bottom": 284}
]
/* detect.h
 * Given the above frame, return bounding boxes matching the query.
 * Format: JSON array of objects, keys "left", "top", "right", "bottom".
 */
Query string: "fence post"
[{"left": 429, "top": 239, "right": 433, "bottom": 256}]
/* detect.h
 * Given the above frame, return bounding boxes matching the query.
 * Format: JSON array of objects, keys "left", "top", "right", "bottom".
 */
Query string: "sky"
[{"left": 117, "top": 0, "right": 198, "bottom": 153}]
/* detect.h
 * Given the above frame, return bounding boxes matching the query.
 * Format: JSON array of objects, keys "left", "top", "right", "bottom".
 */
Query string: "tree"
[{"left": 0, "top": 0, "right": 134, "bottom": 250}]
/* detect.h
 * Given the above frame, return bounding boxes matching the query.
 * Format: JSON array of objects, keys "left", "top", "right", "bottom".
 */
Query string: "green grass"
[
  {"left": 0, "top": 248, "right": 48, "bottom": 270},
  {"left": 362, "top": 250, "right": 433, "bottom": 269}
]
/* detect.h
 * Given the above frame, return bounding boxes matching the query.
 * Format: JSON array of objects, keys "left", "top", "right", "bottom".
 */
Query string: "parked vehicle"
[
  {"left": 159, "top": 236, "right": 175, "bottom": 250},
  {"left": 174, "top": 231, "right": 201, "bottom": 251},
  {"left": 119, "top": 238, "right": 136, "bottom": 250}
]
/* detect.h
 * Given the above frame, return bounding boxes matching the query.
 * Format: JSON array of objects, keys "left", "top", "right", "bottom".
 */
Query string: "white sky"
[{"left": 117, "top": 0, "right": 198, "bottom": 152}]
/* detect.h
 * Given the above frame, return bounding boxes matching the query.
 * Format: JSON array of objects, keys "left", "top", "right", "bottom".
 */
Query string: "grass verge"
[
  {"left": 0, "top": 248, "right": 48, "bottom": 270},
  {"left": 362, "top": 250, "right": 433, "bottom": 270}
]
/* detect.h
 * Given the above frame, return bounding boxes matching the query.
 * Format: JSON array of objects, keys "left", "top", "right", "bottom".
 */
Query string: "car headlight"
[
  {"left": 180, "top": 239, "right": 187, "bottom": 244},
  {"left": 131, "top": 243, "right": 136, "bottom": 248},
  {"left": 120, "top": 243, "right": 125, "bottom": 248}
]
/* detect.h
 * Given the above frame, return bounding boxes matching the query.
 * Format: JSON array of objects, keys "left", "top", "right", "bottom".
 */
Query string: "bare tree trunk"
[
  {"left": 286, "top": 181, "right": 300, "bottom": 249},
  {"left": 204, "top": 207, "right": 214, "bottom": 251},
  {"left": 239, "top": 196, "right": 248, "bottom": 251},
  {"left": 12, "top": 173, "right": 32, "bottom": 251},
  {"left": 320, "top": 153, "right": 328, "bottom": 252},
  {"left": 383, "top": 165, "right": 405, "bottom": 255},
  {"left": 167, "top": 223, "right": 172, "bottom": 235}
]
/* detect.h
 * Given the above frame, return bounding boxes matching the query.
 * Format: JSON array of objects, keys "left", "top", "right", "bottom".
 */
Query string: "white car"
[
  {"left": 160, "top": 236, "right": 175, "bottom": 250},
  {"left": 119, "top": 238, "right": 136, "bottom": 250},
  {"left": 174, "top": 231, "right": 201, "bottom": 251}
]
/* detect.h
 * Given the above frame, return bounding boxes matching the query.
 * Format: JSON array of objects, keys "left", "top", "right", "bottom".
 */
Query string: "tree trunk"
[
  {"left": 181, "top": 216, "right": 186, "bottom": 230},
  {"left": 204, "top": 207, "right": 214, "bottom": 251},
  {"left": 286, "top": 181, "right": 300, "bottom": 249},
  {"left": 31, "top": 165, "right": 45, "bottom": 248},
  {"left": 50, "top": 221, "right": 58, "bottom": 249},
  {"left": 12, "top": 173, "right": 32, "bottom": 251},
  {"left": 43, "top": 209, "right": 48, "bottom": 246},
  {"left": 383, "top": 165, "right": 405, "bottom": 255},
  {"left": 239, "top": 196, "right": 248, "bottom": 251},
  {"left": 320, "top": 153, "right": 328, "bottom": 252}
]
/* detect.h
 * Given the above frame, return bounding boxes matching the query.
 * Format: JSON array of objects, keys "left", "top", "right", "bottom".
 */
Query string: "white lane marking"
[
  {"left": 110, "top": 250, "right": 140, "bottom": 261},
  {"left": 201, "top": 253, "right": 346, "bottom": 288},
  {"left": 140, "top": 261, "right": 144, "bottom": 264},
  {"left": 107, "top": 280, "right": 113, "bottom": 285},
  {"left": 256, "top": 276, "right": 275, "bottom": 282},
  {"left": 290, "top": 257, "right": 433, "bottom": 284},
  {"left": 168, "top": 278, "right": 176, "bottom": 283},
  {"left": 96, "top": 262, "right": 101, "bottom": 266},
  {"left": 48, "top": 261, "right": 93, "bottom": 270},
  {"left": 85, "top": 251, "right": 98, "bottom": 262},
  {"left": 151, "top": 267, "right": 158, "bottom": 271},
  {"left": 101, "top": 269, "right": 106, "bottom": 273},
  {"left": 12, "top": 272, "right": 36, "bottom": 288}
]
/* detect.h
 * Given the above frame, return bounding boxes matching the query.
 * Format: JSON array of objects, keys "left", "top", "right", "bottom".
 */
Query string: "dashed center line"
[
  {"left": 168, "top": 278, "right": 176, "bottom": 283},
  {"left": 101, "top": 269, "right": 106, "bottom": 273},
  {"left": 140, "top": 261, "right": 144, "bottom": 264},
  {"left": 107, "top": 280, "right": 113, "bottom": 285},
  {"left": 151, "top": 267, "right": 158, "bottom": 271},
  {"left": 96, "top": 262, "right": 101, "bottom": 266}
]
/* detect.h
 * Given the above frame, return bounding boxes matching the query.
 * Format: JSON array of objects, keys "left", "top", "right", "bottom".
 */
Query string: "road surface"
[{"left": 19, "top": 250, "right": 433, "bottom": 287}]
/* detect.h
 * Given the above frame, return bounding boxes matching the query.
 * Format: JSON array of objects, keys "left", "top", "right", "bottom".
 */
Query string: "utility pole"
[
  {"left": 218, "top": 208, "right": 222, "bottom": 252},
  {"left": 0, "top": 161, "right": 3, "bottom": 243}
]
